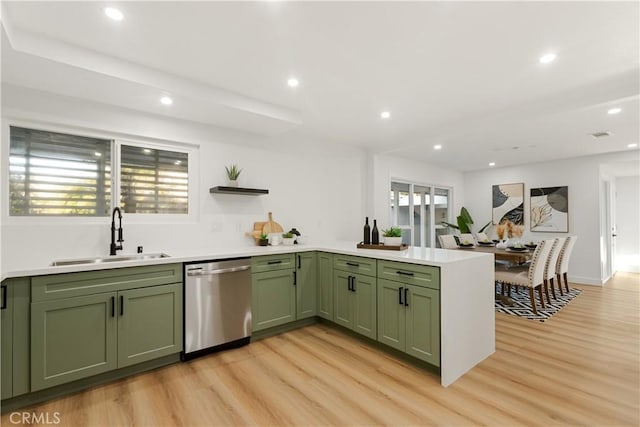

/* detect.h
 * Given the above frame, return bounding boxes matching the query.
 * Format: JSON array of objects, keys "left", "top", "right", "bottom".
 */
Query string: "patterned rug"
[{"left": 495, "top": 283, "right": 582, "bottom": 322}]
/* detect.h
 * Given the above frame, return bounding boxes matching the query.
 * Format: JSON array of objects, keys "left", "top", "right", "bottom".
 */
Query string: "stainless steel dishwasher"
[{"left": 183, "top": 258, "right": 252, "bottom": 359}]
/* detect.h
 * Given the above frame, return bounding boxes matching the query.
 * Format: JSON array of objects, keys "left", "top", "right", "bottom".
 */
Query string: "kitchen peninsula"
[{"left": 1, "top": 241, "right": 494, "bottom": 412}]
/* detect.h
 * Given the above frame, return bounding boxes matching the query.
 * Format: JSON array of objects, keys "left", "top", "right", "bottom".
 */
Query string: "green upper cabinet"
[
  {"left": 2, "top": 278, "right": 31, "bottom": 400},
  {"left": 117, "top": 283, "right": 183, "bottom": 368},
  {"left": 31, "top": 292, "right": 118, "bottom": 391},
  {"left": 252, "top": 269, "right": 296, "bottom": 332},
  {"left": 295, "top": 252, "right": 317, "bottom": 320},
  {"left": 316, "top": 252, "right": 333, "bottom": 320}
]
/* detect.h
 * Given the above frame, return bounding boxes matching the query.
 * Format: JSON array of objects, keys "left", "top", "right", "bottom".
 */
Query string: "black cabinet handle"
[
  {"left": 111, "top": 296, "right": 115, "bottom": 317},
  {"left": 404, "top": 288, "right": 409, "bottom": 306},
  {"left": 298, "top": 255, "right": 301, "bottom": 269},
  {"left": 398, "top": 287, "right": 403, "bottom": 305},
  {"left": 293, "top": 271, "right": 297, "bottom": 286},
  {"left": 396, "top": 270, "right": 414, "bottom": 276},
  {"left": 120, "top": 295, "right": 124, "bottom": 316},
  {"left": 346, "top": 262, "right": 360, "bottom": 267},
  {"left": 1, "top": 285, "right": 6, "bottom": 310},
  {"left": 352, "top": 276, "right": 356, "bottom": 292},
  {"left": 347, "top": 276, "right": 352, "bottom": 291},
  {"left": 267, "top": 260, "right": 282, "bottom": 265}
]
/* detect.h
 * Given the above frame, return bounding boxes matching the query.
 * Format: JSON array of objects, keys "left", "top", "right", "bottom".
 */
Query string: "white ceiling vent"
[{"left": 590, "top": 131, "right": 612, "bottom": 138}]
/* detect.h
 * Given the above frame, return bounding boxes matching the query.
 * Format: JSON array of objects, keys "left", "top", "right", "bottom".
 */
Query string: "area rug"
[{"left": 495, "top": 283, "right": 582, "bottom": 322}]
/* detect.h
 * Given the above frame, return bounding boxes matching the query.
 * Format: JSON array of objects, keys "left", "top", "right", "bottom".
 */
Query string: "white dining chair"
[
  {"left": 495, "top": 239, "right": 553, "bottom": 314},
  {"left": 544, "top": 237, "right": 566, "bottom": 300},
  {"left": 556, "top": 235, "right": 578, "bottom": 295},
  {"left": 438, "top": 234, "right": 459, "bottom": 249},
  {"left": 458, "top": 233, "right": 476, "bottom": 246},
  {"left": 475, "top": 232, "right": 490, "bottom": 243}
]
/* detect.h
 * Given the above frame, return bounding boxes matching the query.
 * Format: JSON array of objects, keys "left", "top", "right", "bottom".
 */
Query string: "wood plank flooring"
[{"left": 3, "top": 273, "right": 638, "bottom": 426}]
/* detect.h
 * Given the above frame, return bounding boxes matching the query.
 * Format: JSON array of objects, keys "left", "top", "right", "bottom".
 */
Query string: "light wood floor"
[{"left": 4, "top": 273, "right": 639, "bottom": 427}]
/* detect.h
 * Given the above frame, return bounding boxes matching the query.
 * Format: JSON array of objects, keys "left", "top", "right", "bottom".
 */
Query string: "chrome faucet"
[{"left": 110, "top": 207, "right": 124, "bottom": 256}]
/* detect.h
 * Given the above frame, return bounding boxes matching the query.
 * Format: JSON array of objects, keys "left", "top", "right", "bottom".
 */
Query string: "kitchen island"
[{"left": 1, "top": 241, "right": 494, "bottom": 388}]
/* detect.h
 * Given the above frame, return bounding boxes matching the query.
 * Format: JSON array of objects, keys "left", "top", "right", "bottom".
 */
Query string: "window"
[
  {"left": 390, "top": 180, "right": 452, "bottom": 248},
  {"left": 8, "top": 126, "right": 191, "bottom": 217},
  {"left": 9, "top": 127, "right": 111, "bottom": 216}
]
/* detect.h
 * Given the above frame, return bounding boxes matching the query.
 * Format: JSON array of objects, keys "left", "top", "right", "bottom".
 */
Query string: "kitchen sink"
[{"left": 50, "top": 253, "right": 171, "bottom": 267}]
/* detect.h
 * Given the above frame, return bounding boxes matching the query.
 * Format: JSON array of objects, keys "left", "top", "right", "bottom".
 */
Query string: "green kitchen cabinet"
[
  {"left": 316, "top": 252, "right": 333, "bottom": 320},
  {"left": 252, "top": 269, "right": 296, "bottom": 332},
  {"left": 295, "top": 252, "right": 317, "bottom": 320},
  {"left": 333, "top": 270, "right": 377, "bottom": 339},
  {"left": 377, "top": 278, "right": 440, "bottom": 366},
  {"left": 1, "top": 278, "right": 31, "bottom": 400},
  {"left": 31, "top": 292, "right": 118, "bottom": 391},
  {"left": 117, "top": 283, "right": 182, "bottom": 368}
]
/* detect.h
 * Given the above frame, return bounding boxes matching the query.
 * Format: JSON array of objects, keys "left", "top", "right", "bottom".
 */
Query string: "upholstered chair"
[
  {"left": 556, "top": 235, "right": 578, "bottom": 294},
  {"left": 458, "top": 233, "right": 476, "bottom": 246},
  {"left": 438, "top": 234, "right": 459, "bottom": 249},
  {"left": 544, "top": 237, "right": 566, "bottom": 300}
]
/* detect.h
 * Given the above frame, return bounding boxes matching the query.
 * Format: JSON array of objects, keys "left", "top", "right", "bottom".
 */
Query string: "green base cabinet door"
[
  {"left": 317, "top": 253, "right": 333, "bottom": 320},
  {"left": 1, "top": 283, "right": 14, "bottom": 399},
  {"left": 252, "top": 270, "right": 296, "bottom": 332},
  {"left": 405, "top": 284, "right": 440, "bottom": 366},
  {"left": 295, "top": 253, "right": 317, "bottom": 320},
  {"left": 333, "top": 270, "right": 354, "bottom": 330},
  {"left": 31, "top": 293, "right": 118, "bottom": 391},
  {"left": 352, "top": 274, "right": 377, "bottom": 340},
  {"left": 377, "top": 278, "right": 405, "bottom": 352},
  {"left": 117, "top": 283, "right": 183, "bottom": 368}
]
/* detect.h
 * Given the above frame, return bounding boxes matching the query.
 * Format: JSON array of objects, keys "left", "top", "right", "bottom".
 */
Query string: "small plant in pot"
[
  {"left": 258, "top": 233, "right": 269, "bottom": 247},
  {"left": 282, "top": 232, "right": 296, "bottom": 246},
  {"left": 225, "top": 164, "right": 242, "bottom": 187},
  {"left": 382, "top": 226, "right": 403, "bottom": 246}
]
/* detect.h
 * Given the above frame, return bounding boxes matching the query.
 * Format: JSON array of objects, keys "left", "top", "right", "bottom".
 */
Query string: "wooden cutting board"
[
  {"left": 262, "top": 212, "right": 283, "bottom": 235},
  {"left": 245, "top": 221, "right": 267, "bottom": 241}
]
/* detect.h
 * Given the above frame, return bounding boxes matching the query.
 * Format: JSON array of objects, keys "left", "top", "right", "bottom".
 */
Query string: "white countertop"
[{"left": 1, "top": 241, "right": 492, "bottom": 281}]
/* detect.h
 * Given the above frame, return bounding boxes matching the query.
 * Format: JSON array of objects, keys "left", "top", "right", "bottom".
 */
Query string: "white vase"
[
  {"left": 384, "top": 237, "right": 402, "bottom": 246},
  {"left": 282, "top": 237, "right": 295, "bottom": 246},
  {"left": 227, "top": 179, "right": 238, "bottom": 187},
  {"left": 496, "top": 239, "right": 508, "bottom": 249}
]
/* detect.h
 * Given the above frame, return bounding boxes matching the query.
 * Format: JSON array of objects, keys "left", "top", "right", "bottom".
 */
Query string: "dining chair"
[
  {"left": 544, "top": 237, "right": 566, "bottom": 300},
  {"left": 475, "top": 232, "right": 490, "bottom": 242},
  {"left": 438, "top": 234, "right": 459, "bottom": 249},
  {"left": 458, "top": 233, "right": 476, "bottom": 246},
  {"left": 494, "top": 239, "right": 553, "bottom": 315},
  {"left": 556, "top": 235, "right": 578, "bottom": 294}
]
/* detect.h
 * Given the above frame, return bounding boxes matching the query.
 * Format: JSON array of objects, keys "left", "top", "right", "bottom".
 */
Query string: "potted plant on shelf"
[
  {"left": 382, "top": 226, "right": 403, "bottom": 246},
  {"left": 225, "top": 164, "right": 242, "bottom": 187},
  {"left": 258, "top": 233, "right": 269, "bottom": 246},
  {"left": 282, "top": 232, "right": 296, "bottom": 246}
]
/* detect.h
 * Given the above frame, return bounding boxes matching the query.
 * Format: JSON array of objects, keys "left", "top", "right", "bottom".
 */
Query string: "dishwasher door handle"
[{"left": 187, "top": 265, "right": 251, "bottom": 276}]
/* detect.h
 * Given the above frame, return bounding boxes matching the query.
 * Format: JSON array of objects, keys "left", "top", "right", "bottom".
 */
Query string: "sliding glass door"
[{"left": 390, "top": 181, "right": 451, "bottom": 248}]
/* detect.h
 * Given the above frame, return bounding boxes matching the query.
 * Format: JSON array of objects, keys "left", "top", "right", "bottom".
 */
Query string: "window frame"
[{"left": 2, "top": 120, "right": 199, "bottom": 225}]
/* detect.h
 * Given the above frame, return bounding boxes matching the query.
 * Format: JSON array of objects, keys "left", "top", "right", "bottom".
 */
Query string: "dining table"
[{"left": 455, "top": 243, "right": 534, "bottom": 306}]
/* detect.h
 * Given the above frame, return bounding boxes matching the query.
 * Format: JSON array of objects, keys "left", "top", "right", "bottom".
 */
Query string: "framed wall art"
[
  {"left": 492, "top": 183, "right": 524, "bottom": 226},
  {"left": 530, "top": 186, "right": 569, "bottom": 232}
]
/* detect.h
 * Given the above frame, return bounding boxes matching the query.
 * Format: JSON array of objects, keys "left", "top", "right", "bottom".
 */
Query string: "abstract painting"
[
  {"left": 530, "top": 186, "right": 569, "bottom": 232},
  {"left": 492, "top": 183, "right": 524, "bottom": 225}
]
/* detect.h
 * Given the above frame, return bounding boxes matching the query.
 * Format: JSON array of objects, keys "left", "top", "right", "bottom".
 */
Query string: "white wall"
[
  {"left": 464, "top": 151, "right": 639, "bottom": 285},
  {"left": 1, "top": 86, "right": 365, "bottom": 273},
  {"left": 371, "top": 154, "right": 465, "bottom": 233},
  {"left": 615, "top": 175, "right": 640, "bottom": 273}
]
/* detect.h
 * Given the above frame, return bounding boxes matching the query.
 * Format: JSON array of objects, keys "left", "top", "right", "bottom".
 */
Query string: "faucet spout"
[{"left": 110, "top": 207, "right": 124, "bottom": 256}]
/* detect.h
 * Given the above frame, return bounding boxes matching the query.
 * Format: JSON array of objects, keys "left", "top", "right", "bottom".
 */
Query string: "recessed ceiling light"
[
  {"left": 287, "top": 78, "right": 299, "bottom": 88},
  {"left": 104, "top": 7, "right": 124, "bottom": 21},
  {"left": 380, "top": 111, "right": 391, "bottom": 119},
  {"left": 539, "top": 53, "right": 557, "bottom": 64},
  {"left": 607, "top": 108, "right": 622, "bottom": 115},
  {"left": 489, "top": 162, "right": 496, "bottom": 167},
  {"left": 143, "top": 148, "right": 151, "bottom": 154},
  {"left": 628, "top": 143, "right": 638, "bottom": 148},
  {"left": 433, "top": 144, "right": 442, "bottom": 150},
  {"left": 160, "top": 96, "right": 173, "bottom": 105}
]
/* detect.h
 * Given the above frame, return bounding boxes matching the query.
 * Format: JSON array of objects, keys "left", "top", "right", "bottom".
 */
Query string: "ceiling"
[{"left": 1, "top": 1, "right": 639, "bottom": 172}]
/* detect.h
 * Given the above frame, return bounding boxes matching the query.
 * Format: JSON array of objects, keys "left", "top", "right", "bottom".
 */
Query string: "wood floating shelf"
[
  {"left": 356, "top": 242, "right": 409, "bottom": 251},
  {"left": 209, "top": 186, "right": 269, "bottom": 195}
]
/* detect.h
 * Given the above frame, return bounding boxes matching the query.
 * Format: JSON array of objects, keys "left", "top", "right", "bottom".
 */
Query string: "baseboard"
[{"left": 569, "top": 275, "right": 604, "bottom": 286}]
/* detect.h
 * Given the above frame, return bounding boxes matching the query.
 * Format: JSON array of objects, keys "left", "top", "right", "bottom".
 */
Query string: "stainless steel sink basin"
[{"left": 50, "top": 253, "right": 171, "bottom": 267}]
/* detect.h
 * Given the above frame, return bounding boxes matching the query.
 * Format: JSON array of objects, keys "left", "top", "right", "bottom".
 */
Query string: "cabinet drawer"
[
  {"left": 377, "top": 260, "right": 440, "bottom": 290},
  {"left": 333, "top": 254, "right": 376, "bottom": 277},
  {"left": 32, "top": 263, "right": 183, "bottom": 302},
  {"left": 251, "top": 254, "right": 295, "bottom": 273}
]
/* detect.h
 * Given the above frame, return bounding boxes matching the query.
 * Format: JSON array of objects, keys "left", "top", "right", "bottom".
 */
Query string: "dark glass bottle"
[
  {"left": 363, "top": 217, "right": 371, "bottom": 244},
  {"left": 371, "top": 219, "right": 379, "bottom": 245}
]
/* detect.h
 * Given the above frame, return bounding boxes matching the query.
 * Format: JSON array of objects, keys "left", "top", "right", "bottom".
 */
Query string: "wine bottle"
[
  {"left": 372, "top": 219, "right": 379, "bottom": 244},
  {"left": 363, "top": 217, "right": 371, "bottom": 244}
]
